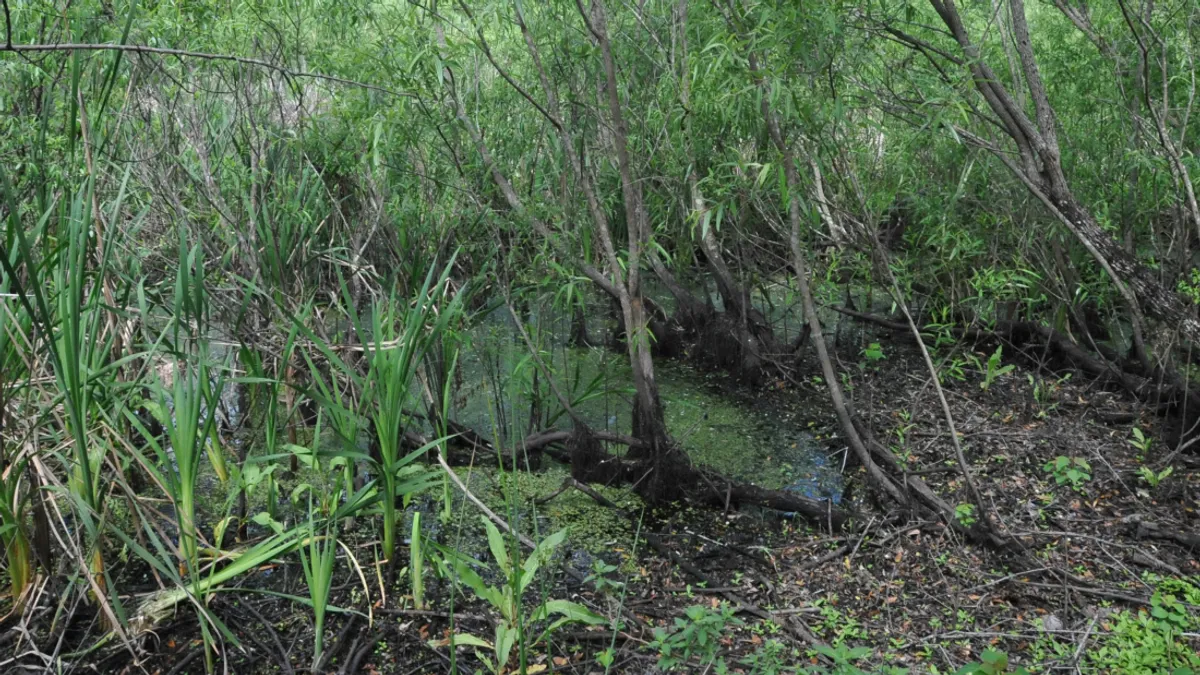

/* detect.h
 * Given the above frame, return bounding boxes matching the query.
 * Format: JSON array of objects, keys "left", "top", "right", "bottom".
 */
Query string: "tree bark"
[
  {"left": 743, "top": 43, "right": 909, "bottom": 507},
  {"left": 580, "top": 0, "right": 679, "bottom": 500}
]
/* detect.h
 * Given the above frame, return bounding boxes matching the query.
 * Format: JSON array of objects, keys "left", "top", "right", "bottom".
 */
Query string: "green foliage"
[
  {"left": 1177, "top": 268, "right": 1200, "bottom": 305},
  {"left": 954, "top": 503, "right": 977, "bottom": 528},
  {"left": 410, "top": 512, "right": 425, "bottom": 610},
  {"left": 1015, "top": 576, "right": 1200, "bottom": 674},
  {"left": 1129, "top": 428, "right": 1153, "bottom": 455},
  {"left": 4, "top": 0, "right": 1200, "bottom": 668},
  {"left": 955, "top": 649, "right": 1029, "bottom": 675},
  {"left": 0, "top": 460, "right": 34, "bottom": 612},
  {"left": 978, "top": 346, "right": 1015, "bottom": 391},
  {"left": 1137, "top": 465, "right": 1174, "bottom": 489},
  {"left": 584, "top": 558, "right": 624, "bottom": 595},
  {"left": 810, "top": 644, "right": 873, "bottom": 674},
  {"left": 1042, "top": 457, "right": 1092, "bottom": 492},
  {"left": 353, "top": 261, "right": 462, "bottom": 569},
  {"left": 649, "top": 602, "right": 743, "bottom": 671},
  {"left": 863, "top": 342, "right": 886, "bottom": 363},
  {"left": 1083, "top": 580, "right": 1200, "bottom": 673},
  {"left": 739, "top": 638, "right": 792, "bottom": 675},
  {"left": 298, "top": 507, "right": 338, "bottom": 668},
  {"left": 814, "top": 596, "right": 868, "bottom": 644},
  {"left": 432, "top": 520, "right": 605, "bottom": 673},
  {"left": 129, "top": 349, "right": 225, "bottom": 573}
]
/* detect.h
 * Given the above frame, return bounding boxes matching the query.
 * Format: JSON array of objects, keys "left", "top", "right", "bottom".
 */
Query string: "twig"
[
  {"left": 434, "top": 451, "right": 538, "bottom": 551},
  {"left": 243, "top": 598, "right": 295, "bottom": 675},
  {"left": 315, "top": 614, "right": 358, "bottom": 674},
  {"left": 165, "top": 649, "right": 202, "bottom": 675},
  {"left": 377, "top": 608, "right": 485, "bottom": 622},
  {"left": 0, "top": 43, "right": 413, "bottom": 100},
  {"left": 340, "top": 628, "right": 384, "bottom": 675},
  {"left": 534, "top": 477, "right": 572, "bottom": 505},
  {"left": 1018, "top": 580, "right": 1153, "bottom": 607},
  {"left": 1071, "top": 617, "right": 1098, "bottom": 670},
  {"left": 848, "top": 516, "right": 878, "bottom": 559},
  {"left": 799, "top": 544, "right": 851, "bottom": 571}
]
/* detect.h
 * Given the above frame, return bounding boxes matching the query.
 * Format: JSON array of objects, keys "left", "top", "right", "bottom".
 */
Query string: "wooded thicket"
[{"left": 1, "top": 0, "right": 1199, "bottom": 673}]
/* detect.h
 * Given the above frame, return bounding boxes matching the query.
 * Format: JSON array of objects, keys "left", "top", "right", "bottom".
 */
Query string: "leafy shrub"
[
  {"left": 649, "top": 602, "right": 743, "bottom": 671},
  {"left": 431, "top": 520, "right": 605, "bottom": 673},
  {"left": 955, "top": 649, "right": 1029, "bottom": 674},
  {"left": 1042, "top": 456, "right": 1091, "bottom": 492}
]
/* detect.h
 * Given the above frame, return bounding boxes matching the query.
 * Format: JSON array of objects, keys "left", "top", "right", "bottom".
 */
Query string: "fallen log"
[{"left": 1125, "top": 514, "right": 1200, "bottom": 551}]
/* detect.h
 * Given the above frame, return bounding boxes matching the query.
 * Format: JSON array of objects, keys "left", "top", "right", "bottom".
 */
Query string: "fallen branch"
[
  {"left": 434, "top": 450, "right": 539, "bottom": 552},
  {"left": 1126, "top": 515, "right": 1200, "bottom": 550}
]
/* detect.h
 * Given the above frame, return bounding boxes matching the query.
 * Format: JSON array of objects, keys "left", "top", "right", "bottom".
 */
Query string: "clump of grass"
[
  {"left": 299, "top": 503, "right": 338, "bottom": 668},
  {"left": 356, "top": 261, "right": 463, "bottom": 580}
]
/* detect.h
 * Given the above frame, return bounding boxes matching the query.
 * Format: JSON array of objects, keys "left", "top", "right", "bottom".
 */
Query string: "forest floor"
[{"left": 126, "top": 326, "right": 1200, "bottom": 674}]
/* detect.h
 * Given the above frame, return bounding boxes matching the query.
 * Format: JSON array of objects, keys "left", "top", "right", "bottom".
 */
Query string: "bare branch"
[{"left": 0, "top": 42, "right": 413, "bottom": 99}]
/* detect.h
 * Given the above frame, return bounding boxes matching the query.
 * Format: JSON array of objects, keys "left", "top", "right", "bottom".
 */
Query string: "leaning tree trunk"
[
  {"left": 739, "top": 37, "right": 911, "bottom": 507},
  {"left": 676, "top": 0, "right": 780, "bottom": 379},
  {"left": 923, "top": 0, "right": 1200, "bottom": 347},
  {"left": 444, "top": 1, "right": 680, "bottom": 500}
]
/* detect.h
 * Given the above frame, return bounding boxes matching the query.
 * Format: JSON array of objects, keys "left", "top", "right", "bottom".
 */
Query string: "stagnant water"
[
  {"left": 452, "top": 299, "right": 843, "bottom": 497},
  {"left": 161, "top": 290, "right": 846, "bottom": 563}
]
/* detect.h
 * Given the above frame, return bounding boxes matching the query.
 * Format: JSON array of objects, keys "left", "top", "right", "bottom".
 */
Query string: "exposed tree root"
[
  {"left": 558, "top": 429, "right": 854, "bottom": 530},
  {"left": 849, "top": 417, "right": 1024, "bottom": 553}
]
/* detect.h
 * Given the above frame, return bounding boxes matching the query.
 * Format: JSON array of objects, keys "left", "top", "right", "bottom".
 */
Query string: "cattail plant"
[
  {"left": 301, "top": 341, "right": 363, "bottom": 528},
  {"left": 0, "top": 248, "right": 35, "bottom": 611},
  {"left": 283, "top": 259, "right": 463, "bottom": 585},
  {"left": 129, "top": 240, "right": 224, "bottom": 573},
  {"left": 410, "top": 511, "right": 425, "bottom": 610},
  {"left": 0, "top": 454, "right": 34, "bottom": 613}
]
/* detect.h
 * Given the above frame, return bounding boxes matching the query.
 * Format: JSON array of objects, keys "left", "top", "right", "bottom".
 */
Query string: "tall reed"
[
  {"left": 0, "top": 167, "right": 132, "bottom": 609},
  {"left": 0, "top": 454, "right": 34, "bottom": 612},
  {"left": 128, "top": 240, "right": 224, "bottom": 573},
  {"left": 0, "top": 232, "right": 35, "bottom": 610},
  {"left": 282, "top": 260, "right": 463, "bottom": 583}
]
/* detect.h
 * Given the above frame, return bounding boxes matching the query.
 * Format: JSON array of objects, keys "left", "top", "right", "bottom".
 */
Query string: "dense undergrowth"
[{"left": 3, "top": 0, "right": 1200, "bottom": 673}]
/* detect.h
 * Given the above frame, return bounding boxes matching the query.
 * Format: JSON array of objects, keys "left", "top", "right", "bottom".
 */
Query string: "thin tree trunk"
[
  {"left": 749, "top": 51, "right": 908, "bottom": 507},
  {"left": 581, "top": 0, "right": 677, "bottom": 497}
]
